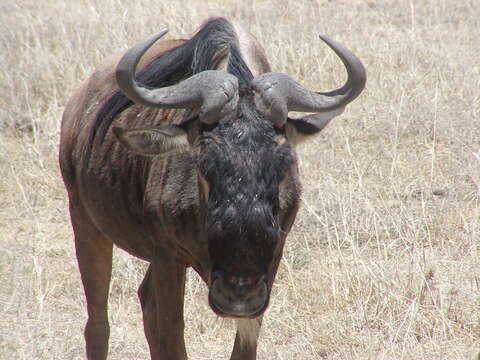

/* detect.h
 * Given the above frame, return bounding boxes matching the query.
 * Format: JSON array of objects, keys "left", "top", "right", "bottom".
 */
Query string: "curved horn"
[
  {"left": 116, "top": 30, "right": 239, "bottom": 124},
  {"left": 251, "top": 35, "right": 366, "bottom": 127}
]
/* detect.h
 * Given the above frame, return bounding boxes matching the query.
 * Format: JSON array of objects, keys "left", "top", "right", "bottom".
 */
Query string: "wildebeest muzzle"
[{"left": 208, "top": 271, "right": 269, "bottom": 318}]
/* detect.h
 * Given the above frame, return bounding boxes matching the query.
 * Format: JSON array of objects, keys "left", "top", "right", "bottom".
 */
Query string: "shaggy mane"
[{"left": 86, "top": 18, "right": 254, "bottom": 154}]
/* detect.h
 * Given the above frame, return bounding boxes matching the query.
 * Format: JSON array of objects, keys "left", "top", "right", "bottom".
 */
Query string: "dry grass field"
[{"left": 1, "top": 0, "right": 479, "bottom": 359}]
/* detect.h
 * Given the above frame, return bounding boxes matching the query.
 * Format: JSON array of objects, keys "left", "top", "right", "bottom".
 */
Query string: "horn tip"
[{"left": 317, "top": 34, "right": 336, "bottom": 47}]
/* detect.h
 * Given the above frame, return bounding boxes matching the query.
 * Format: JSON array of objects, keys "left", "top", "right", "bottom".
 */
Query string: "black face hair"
[{"left": 198, "top": 95, "right": 294, "bottom": 275}]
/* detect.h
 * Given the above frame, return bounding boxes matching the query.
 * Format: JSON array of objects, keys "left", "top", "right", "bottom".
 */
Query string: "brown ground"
[{"left": 1, "top": 0, "right": 479, "bottom": 359}]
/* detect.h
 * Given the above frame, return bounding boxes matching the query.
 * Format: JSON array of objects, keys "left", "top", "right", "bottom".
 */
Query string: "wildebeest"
[{"left": 59, "top": 17, "right": 365, "bottom": 360}]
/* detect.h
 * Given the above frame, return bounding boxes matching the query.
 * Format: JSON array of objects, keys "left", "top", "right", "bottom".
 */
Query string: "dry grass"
[{"left": 1, "top": 0, "right": 479, "bottom": 359}]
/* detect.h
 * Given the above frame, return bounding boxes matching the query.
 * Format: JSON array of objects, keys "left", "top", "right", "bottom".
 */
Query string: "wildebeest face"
[{"left": 197, "top": 98, "right": 296, "bottom": 318}]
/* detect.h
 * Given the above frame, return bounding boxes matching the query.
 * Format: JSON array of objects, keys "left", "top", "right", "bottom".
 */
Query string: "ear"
[
  {"left": 285, "top": 107, "right": 345, "bottom": 145},
  {"left": 112, "top": 125, "right": 188, "bottom": 155}
]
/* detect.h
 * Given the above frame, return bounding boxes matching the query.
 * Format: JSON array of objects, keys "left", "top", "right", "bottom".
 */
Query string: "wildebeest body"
[{"left": 59, "top": 17, "right": 365, "bottom": 360}]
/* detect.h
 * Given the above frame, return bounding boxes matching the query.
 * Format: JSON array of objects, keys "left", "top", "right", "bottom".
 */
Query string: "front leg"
[
  {"left": 230, "top": 317, "right": 263, "bottom": 360},
  {"left": 139, "top": 250, "right": 187, "bottom": 360}
]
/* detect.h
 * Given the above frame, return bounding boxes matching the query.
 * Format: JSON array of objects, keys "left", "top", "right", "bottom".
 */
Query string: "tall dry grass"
[{"left": 1, "top": 0, "right": 479, "bottom": 359}]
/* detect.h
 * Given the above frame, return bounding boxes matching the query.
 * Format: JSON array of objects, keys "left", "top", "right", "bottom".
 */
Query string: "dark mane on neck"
[{"left": 86, "top": 17, "right": 254, "bottom": 155}]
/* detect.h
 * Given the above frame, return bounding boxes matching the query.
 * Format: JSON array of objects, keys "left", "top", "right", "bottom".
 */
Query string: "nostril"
[
  {"left": 225, "top": 275, "right": 242, "bottom": 287},
  {"left": 212, "top": 270, "right": 267, "bottom": 291},
  {"left": 226, "top": 275, "right": 264, "bottom": 288}
]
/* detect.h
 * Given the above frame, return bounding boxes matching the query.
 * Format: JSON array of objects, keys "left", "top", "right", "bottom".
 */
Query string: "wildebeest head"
[{"left": 112, "top": 25, "right": 365, "bottom": 318}]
